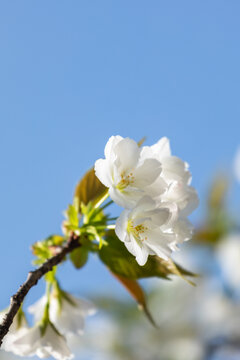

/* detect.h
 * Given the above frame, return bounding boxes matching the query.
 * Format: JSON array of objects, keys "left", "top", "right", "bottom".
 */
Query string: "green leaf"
[
  {"left": 99, "top": 231, "right": 195, "bottom": 282},
  {"left": 74, "top": 168, "right": 107, "bottom": 209},
  {"left": 16, "top": 306, "right": 28, "bottom": 329},
  {"left": 47, "top": 235, "right": 65, "bottom": 246},
  {"left": 70, "top": 247, "right": 88, "bottom": 269},
  {"left": 32, "top": 235, "right": 66, "bottom": 264},
  {"left": 84, "top": 225, "right": 107, "bottom": 248},
  {"left": 65, "top": 200, "right": 79, "bottom": 227}
]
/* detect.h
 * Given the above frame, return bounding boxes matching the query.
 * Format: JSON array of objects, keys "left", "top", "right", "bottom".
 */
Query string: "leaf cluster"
[
  {"left": 32, "top": 235, "right": 65, "bottom": 265},
  {"left": 34, "top": 165, "right": 196, "bottom": 325}
]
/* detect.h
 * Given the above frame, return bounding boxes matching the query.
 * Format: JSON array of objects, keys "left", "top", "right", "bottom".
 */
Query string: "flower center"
[
  {"left": 116, "top": 172, "right": 135, "bottom": 191},
  {"left": 127, "top": 220, "right": 148, "bottom": 244}
]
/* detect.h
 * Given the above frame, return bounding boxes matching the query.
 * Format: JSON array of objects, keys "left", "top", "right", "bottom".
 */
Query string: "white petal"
[
  {"left": 56, "top": 309, "right": 85, "bottom": 336},
  {"left": 154, "top": 202, "right": 179, "bottom": 228},
  {"left": 109, "top": 185, "right": 143, "bottom": 209},
  {"left": 124, "top": 234, "right": 141, "bottom": 256},
  {"left": 94, "top": 158, "right": 112, "bottom": 187},
  {"left": 144, "top": 207, "right": 171, "bottom": 228},
  {"left": 130, "top": 196, "right": 156, "bottom": 218},
  {"left": 114, "top": 137, "right": 140, "bottom": 173},
  {"left": 2, "top": 327, "right": 29, "bottom": 354},
  {"left": 104, "top": 135, "right": 123, "bottom": 159},
  {"left": 124, "top": 235, "right": 148, "bottom": 266},
  {"left": 144, "top": 175, "right": 168, "bottom": 198},
  {"left": 49, "top": 294, "right": 96, "bottom": 338},
  {"left": 145, "top": 229, "right": 173, "bottom": 260},
  {"left": 163, "top": 182, "right": 199, "bottom": 215},
  {"left": 115, "top": 210, "right": 130, "bottom": 242},
  {"left": 48, "top": 296, "right": 60, "bottom": 324},
  {"left": 28, "top": 295, "right": 47, "bottom": 323},
  {"left": 60, "top": 293, "right": 97, "bottom": 317},
  {"left": 161, "top": 156, "right": 191, "bottom": 184},
  {"left": 133, "top": 159, "right": 162, "bottom": 188},
  {"left": 140, "top": 145, "right": 154, "bottom": 161},
  {"left": 173, "top": 218, "right": 194, "bottom": 243},
  {"left": 35, "top": 347, "right": 50, "bottom": 358},
  {"left": 42, "top": 324, "right": 73, "bottom": 360},
  {"left": 151, "top": 137, "right": 171, "bottom": 159},
  {"left": 11, "top": 326, "right": 41, "bottom": 356},
  {"left": 135, "top": 245, "right": 149, "bottom": 266}
]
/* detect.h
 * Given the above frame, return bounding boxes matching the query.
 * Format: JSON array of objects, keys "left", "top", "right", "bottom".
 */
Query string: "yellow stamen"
[
  {"left": 127, "top": 220, "right": 148, "bottom": 244},
  {"left": 116, "top": 172, "right": 135, "bottom": 191}
]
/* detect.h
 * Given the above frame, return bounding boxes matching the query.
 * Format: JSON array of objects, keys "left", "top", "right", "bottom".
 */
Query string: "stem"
[
  {"left": 88, "top": 194, "right": 112, "bottom": 222},
  {"left": 100, "top": 200, "right": 113, "bottom": 211},
  {"left": 0, "top": 233, "right": 81, "bottom": 347},
  {"left": 90, "top": 199, "right": 113, "bottom": 220},
  {"left": 41, "top": 282, "right": 51, "bottom": 325},
  {"left": 94, "top": 191, "right": 109, "bottom": 209}
]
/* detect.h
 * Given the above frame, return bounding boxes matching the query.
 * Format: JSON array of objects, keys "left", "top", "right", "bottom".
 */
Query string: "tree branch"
[{"left": 0, "top": 233, "right": 81, "bottom": 347}]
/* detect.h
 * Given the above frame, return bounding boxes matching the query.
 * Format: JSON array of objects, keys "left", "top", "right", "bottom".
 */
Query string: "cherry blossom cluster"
[
  {"left": 95, "top": 135, "right": 198, "bottom": 265},
  {"left": 0, "top": 134, "right": 198, "bottom": 360},
  {"left": 1, "top": 286, "right": 96, "bottom": 360}
]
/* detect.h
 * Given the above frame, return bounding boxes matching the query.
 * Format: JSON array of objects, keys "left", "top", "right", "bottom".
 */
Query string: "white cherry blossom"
[
  {"left": 141, "top": 137, "right": 199, "bottom": 214},
  {"left": 115, "top": 196, "right": 190, "bottom": 266},
  {"left": 95, "top": 135, "right": 198, "bottom": 265},
  {"left": 28, "top": 291, "right": 96, "bottom": 337},
  {"left": 95, "top": 136, "right": 165, "bottom": 209},
  {"left": 10, "top": 322, "right": 73, "bottom": 360}
]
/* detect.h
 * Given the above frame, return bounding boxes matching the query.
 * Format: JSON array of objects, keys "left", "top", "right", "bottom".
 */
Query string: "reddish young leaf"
[{"left": 111, "top": 272, "right": 157, "bottom": 327}]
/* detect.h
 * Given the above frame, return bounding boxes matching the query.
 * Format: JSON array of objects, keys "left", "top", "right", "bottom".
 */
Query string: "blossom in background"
[
  {"left": 94, "top": 136, "right": 165, "bottom": 209},
  {"left": 10, "top": 322, "right": 73, "bottom": 360},
  {"left": 216, "top": 234, "right": 240, "bottom": 291},
  {"left": 115, "top": 196, "right": 192, "bottom": 265},
  {"left": 0, "top": 309, "right": 28, "bottom": 355},
  {"left": 28, "top": 291, "right": 97, "bottom": 337},
  {"left": 233, "top": 146, "right": 240, "bottom": 183}
]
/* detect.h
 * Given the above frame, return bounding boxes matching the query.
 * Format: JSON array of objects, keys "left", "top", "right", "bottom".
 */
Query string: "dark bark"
[{"left": 0, "top": 233, "right": 81, "bottom": 347}]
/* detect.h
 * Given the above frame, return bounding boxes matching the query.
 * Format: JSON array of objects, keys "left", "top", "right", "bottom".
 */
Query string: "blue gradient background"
[{"left": 0, "top": 1, "right": 239, "bottom": 311}]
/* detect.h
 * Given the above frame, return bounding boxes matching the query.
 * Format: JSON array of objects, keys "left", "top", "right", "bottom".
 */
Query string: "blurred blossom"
[
  {"left": 70, "top": 275, "right": 240, "bottom": 360},
  {"left": 233, "top": 147, "right": 240, "bottom": 182},
  {"left": 159, "top": 338, "right": 203, "bottom": 360},
  {"left": 0, "top": 310, "right": 28, "bottom": 355},
  {"left": 216, "top": 235, "right": 240, "bottom": 292},
  {"left": 28, "top": 292, "right": 96, "bottom": 338},
  {"left": 10, "top": 323, "right": 72, "bottom": 360}
]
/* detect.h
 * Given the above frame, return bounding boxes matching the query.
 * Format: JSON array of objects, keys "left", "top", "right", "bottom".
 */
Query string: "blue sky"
[{"left": 0, "top": 1, "right": 240, "bottom": 310}]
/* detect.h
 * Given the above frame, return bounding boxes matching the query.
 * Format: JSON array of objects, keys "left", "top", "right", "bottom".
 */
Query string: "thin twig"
[{"left": 0, "top": 233, "right": 81, "bottom": 347}]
